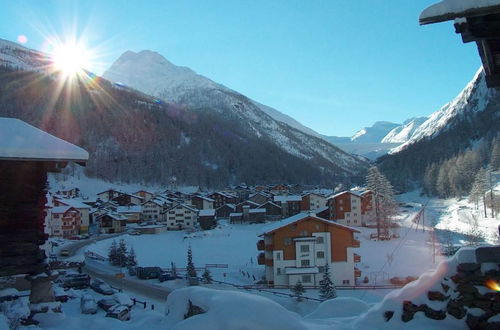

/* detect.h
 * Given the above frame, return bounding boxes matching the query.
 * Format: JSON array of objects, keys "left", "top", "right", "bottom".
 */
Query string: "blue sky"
[{"left": 0, "top": 0, "right": 481, "bottom": 136}]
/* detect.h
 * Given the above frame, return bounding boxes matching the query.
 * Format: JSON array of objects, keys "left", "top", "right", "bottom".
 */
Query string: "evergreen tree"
[
  {"left": 117, "top": 239, "right": 128, "bottom": 267},
  {"left": 490, "top": 137, "right": 500, "bottom": 171},
  {"left": 366, "top": 166, "right": 397, "bottom": 239},
  {"left": 292, "top": 280, "right": 305, "bottom": 302},
  {"left": 319, "top": 264, "right": 337, "bottom": 300},
  {"left": 470, "top": 167, "right": 489, "bottom": 217},
  {"left": 186, "top": 245, "right": 197, "bottom": 278},
  {"left": 202, "top": 268, "right": 213, "bottom": 284},
  {"left": 108, "top": 240, "right": 118, "bottom": 266},
  {"left": 127, "top": 246, "right": 137, "bottom": 267}
]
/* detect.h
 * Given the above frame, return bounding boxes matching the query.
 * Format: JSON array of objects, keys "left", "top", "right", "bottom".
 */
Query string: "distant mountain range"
[{"left": 0, "top": 39, "right": 368, "bottom": 187}]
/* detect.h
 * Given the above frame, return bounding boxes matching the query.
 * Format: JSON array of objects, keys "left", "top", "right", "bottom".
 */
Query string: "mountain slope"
[
  {"left": 103, "top": 50, "right": 365, "bottom": 173},
  {"left": 381, "top": 117, "right": 428, "bottom": 144},
  {"left": 378, "top": 69, "right": 500, "bottom": 190},
  {"left": 0, "top": 39, "right": 367, "bottom": 187}
]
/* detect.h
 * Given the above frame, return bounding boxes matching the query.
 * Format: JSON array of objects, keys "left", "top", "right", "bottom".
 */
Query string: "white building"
[{"left": 162, "top": 203, "right": 199, "bottom": 230}]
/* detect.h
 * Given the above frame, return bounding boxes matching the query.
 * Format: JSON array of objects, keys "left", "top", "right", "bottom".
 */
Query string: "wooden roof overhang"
[{"left": 420, "top": 2, "right": 500, "bottom": 88}]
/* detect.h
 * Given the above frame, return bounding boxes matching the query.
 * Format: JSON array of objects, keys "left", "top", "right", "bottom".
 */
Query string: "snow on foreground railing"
[{"left": 163, "top": 247, "right": 500, "bottom": 329}]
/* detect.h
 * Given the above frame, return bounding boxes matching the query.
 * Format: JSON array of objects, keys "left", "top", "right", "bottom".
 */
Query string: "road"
[
  {"left": 83, "top": 258, "right": 171, "bottom": 302},
  {"left": 61, "top": 232, "right": 126, "bottom": 257}
]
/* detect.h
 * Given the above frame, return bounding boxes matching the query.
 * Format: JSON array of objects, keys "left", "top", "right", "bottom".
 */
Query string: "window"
[
  {"left": 315, "top": 224, "right": 320, "bottom": 230},
  {"left": 284, "top": 237, "right": 292, "bottom": 246},
  {"left": 301, "top": 259, "right": 310, "bottom": 267},
  {"left": 276, "top": 252, "right": 281, "bottom": 260},
  {"left": 316, "top": 251, "right": 325, "bottom": 258},
  {"left": 352, "top": 206, "right": 357, "bottom": 210},
  {"left": 186, "top": 222, "right": 190, "bottom": 226},
  {"left": 300, "top": 245, "right": 309, "bottom": 253},
  {"left": 277, "top": 268, "right": 281, "bottom": 275},
  {"left": 169, "top": 211, "right": 175, "bottom": 214},
  {"left": 318, "top": 266, "right": 325, "bottom": 273},
  {"left": 342, "top": 280, "right": 350, "bottom": 285},
  {"left": 302, "top": 275, "right": 312, "bottom": 283},
  {"left": 299, "top": 230, "right": 308, "bottom": 236},
  {"left": 316, "top": 237, "right": 324, "bottom": 244},
  {"left": 339, "top": 206, "right": 343, "bottom": 211},
  {"left": 354, "top": 220, "right": 358, "bottom": 224}
]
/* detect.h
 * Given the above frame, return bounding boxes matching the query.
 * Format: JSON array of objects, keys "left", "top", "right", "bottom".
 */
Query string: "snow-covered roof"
[
  {"left": 0, "top": 118, "right": 89, "bottom": 162},
  {"left": 55, "top": 198, "right": 91, "bottom": 209},
  {"left": 117, "top": 205, "right": 142, "bottom": 213},
  {"left": 229, "top": 213, "right": 243, "bottom": 217},
  {"left": 259, "top": 201, "right": 281, "bottom": 208},
  {"left": 51, "top": 206, "right": 74, "bottom": 214},
  {"left": 199, "top": 209, "right": 216, "bottom": 217},
  {"left": 192, "top": 195, "right": 215, "bottom": 202},
  {"left": 249, "top": 208, "right": 266, "bottom": 214},
  {"left": 327, "top": 191, "right": 362, "bottom": 200},
  {"left": 420, "top": 0, "right": 500, "bottom": 25},
  {"left": 273, "top": 195, "right": 302, "bottom": 203},
  {"left": 284, "top": 267, "right": 319, "bottom": 275},
  {"left": 260, "top": 212, "right": 360, "bottom": 236}
]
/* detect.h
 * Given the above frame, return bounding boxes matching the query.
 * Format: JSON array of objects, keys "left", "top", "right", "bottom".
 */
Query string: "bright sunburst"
[{"left": 51, "top": 42, "right": 92, "bottom": 78}]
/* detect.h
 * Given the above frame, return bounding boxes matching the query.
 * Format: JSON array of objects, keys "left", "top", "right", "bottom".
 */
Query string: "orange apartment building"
[{"left": 257, "top": 213, "right": 361, "bottom": 287}]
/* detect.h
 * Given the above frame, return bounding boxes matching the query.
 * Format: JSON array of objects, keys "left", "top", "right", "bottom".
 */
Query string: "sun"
[{"left": 51, "top": 42, "right": 91, "bottom": 77}]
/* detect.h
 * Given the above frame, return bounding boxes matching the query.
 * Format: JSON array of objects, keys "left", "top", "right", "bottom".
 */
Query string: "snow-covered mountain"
[
  {"left": 350, "top": 121, "right": 400, "bottom": 143},
  {"left": 389, "top": 69, "right": 493, "bottom": 154},
  {"left": 381, "top": 117, "right": 428, "bottom": 144},
  {"left": 0, "top": 39, "right": 50, "bottom": 71},
  {"left": 103, "top": 50, "right": 366, "bottom": 174}
]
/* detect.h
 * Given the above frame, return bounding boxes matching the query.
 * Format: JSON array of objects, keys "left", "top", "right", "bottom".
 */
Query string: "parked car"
[
  {"left": 90, "top": 279, "right": 115, "bottom": 295},
  {"left": 113, "top": 292, "right": 133, "bottom": 308},
  {"left": 129, "top": 231, "right": 141, "bottom": 236},
  {"left": 53, "top": 286, "right": 69, "bottom": 302},
  {"left": 106, "top": 304, "right": 131, "bottom": 321},
  {"left": 59, "top": 249, "right": 70, "bottom": 257},
  {"left": 60, "top": 273, "right": 90, "bottom": 289},
  {"left": 136, "top": 266, "right": 161, "bottom": 280},
  {"left": 158, "top": 271, "right": 182, "bottom": 282},
  {"left": 80, "top": 294, "right": 97, "bottom": 314},
  {"left": 98, "top": 298, "right": 119, "bottom": 312}
]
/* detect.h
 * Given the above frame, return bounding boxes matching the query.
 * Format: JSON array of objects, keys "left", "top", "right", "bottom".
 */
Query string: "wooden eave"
[{"left": 420, "top": 4, "right": 500, "bottom": 25}]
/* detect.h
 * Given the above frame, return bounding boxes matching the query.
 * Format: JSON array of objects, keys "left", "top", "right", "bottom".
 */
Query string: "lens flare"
[
  {"left": 17, "top": 35, "right": 28, "bottom": 44},
  {"left": 485, "top": 279, "right": 500, "bottom": 292}
]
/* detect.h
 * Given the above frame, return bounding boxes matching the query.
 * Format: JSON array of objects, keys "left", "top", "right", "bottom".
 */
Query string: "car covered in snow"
[
  {"left": 106, "top": 304, "right": 131, "bottom": 321},
  {"left": 90, "top": 279, "right": 115, "bottom": 295},
  {"left": 113, "top": 292, "right": 133, "bottom": 308},
  {"left": 59, "top": 273, "right": 90, "bottom": 289},
  {"left": 97, "top": 298, "right": 119, "bottom": 311},
  {"left": 80, "top": 294, "right": 97, "bottom": 314}
]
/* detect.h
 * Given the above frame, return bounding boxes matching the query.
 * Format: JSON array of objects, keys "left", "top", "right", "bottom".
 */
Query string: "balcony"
[
  {"left": 258, "top": 253, "right": 265, "bottom": 265},
  {"left": 354, "top": 253, "right": 361, "bottom": 263},
  {"left": 265, "top": 244, "right": 274, "bottom": 251},
  {"left": 352, "top": 239, "right": 360, "bottom": 248},
  {"left": 354, "top": 267, "right": 361, "bottom": 278},
  {"left": 257, "top": 240, "right": 265, "bottom": 251},
  {"left": 265, "top": 258, "right": 274, "bottom": 267}
]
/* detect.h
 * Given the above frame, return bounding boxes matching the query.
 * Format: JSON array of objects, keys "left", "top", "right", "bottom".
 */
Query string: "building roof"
[
  {"left": 165, "top": 203, "right": 198, "bottom": 213},
  {"left": 420, "top": 0, "right": 500, "bottom": 25},
  {"left": 199, "top": 209, "right": 216, "bottom": 217},
  {"left": 192, "top": 195, "right": 215, "bottom": 202},
  {"left": 55, "top": 198, "right": 91, "bottom": 209},
  {"left": 249, "top": 208, "right": 266, "bottom": 214},
  {"left": 284, "top": 267, "right": 319, "bottom": 275},
  {"left": 260, "top": 213, "right": 360, "bottom": 236},
  {"left": 0, "top": 117, "right": 89, "bottom": 162},
  {"left": 51, "top": 206, "right": 74, "bottom": 214},
  {"left": 259, "top": 201, "right": 281, "bottom": 208},
  {"left": 327, "top": 191, "right": 362, "bottom": 200},
  {"left": 273, "top": 195, "right": 302, "bottom": 203},
  {"left": 117, "top": 205, "right": 142, "bottom": 214}
]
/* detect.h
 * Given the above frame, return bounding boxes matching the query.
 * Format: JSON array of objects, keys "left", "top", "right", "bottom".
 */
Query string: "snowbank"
[
  {"left": 164, "top": 287, "right": 309, "bottom": 330},
  {"left": 305, "top": 297, "right": 370, "bottom": 319},
  {"left": 353, "top": 247, "right": 482, "bottom": 329}
]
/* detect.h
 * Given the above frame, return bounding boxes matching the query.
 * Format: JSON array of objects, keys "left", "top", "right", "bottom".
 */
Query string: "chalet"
[
  {"left": 229, "top": 212, "right": 243, "bottom": 223},
  {"left": 198, "top": 209, "right": 216, "bottom": 230},
  {"left": 216, "top": 203, "right": 236, "bottom": 218},
  {"left": 111, "top": 193, "right": 143, "bottom": 206},
  {"left": 257, "top": 213, "right": 360, "bottom": 287},
  {"left": 208, "top": 192, "right": 239, "bottom": 209},
  {"left": 97, "top": 189, "right": 125, "bottom": 202},
  {"left": 51, "top": 206, "right": 81, "bottom": 238},
  {"left": 301, "top": 193, "right": 327, "bottom": 211},
  {"left": 327, "top": 191, "right": 363, "bottom": 227},
  {"left": 420, "top": 0, "right": 500, "bottom": 88},
  {"left": 53, "top": 197, "right": 91, "bottom": 234},
  {"left": 273, "top": 195, "right": 302, "bottom": 218},
  {"left": 247, "top": 208, "right": 266, "bottom": 223},
  {"left": 142, "top": 195, "right": 172, "bottom": 222},
  {"left": 249, "top": 192, "right": 272, "bottom": 205},
  {"left": 134, "top": 190, "right": 155, "bottom": 202},
  {"left": 314, "top": 206, "right": 330, "bottom": 220},
  {"left": 229, "top": 185, "right": 251, "bottom": 201},
  {"left": 270, "top": 184, "right": 290, "bottom": 194},
  {"left": 54, "top": 187, "right": 80, "bottom": 198},
  {"left": 163, "top": 203, "right": 198, "bottom": 230},
  {"left": 97, "top": 212, "right": 127, "bottom": 234},
  {"left": 190, "top": 194, "right": 215, "bottom": 210},
  {"left": 117, "top": 205, "right": 143, "bottom": 223},
  {"left": 235, "top": 200, "right": 260, "bottom": 213},
  {"left": 259, "top": 201, "right": 282, "bottom": 219}
]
